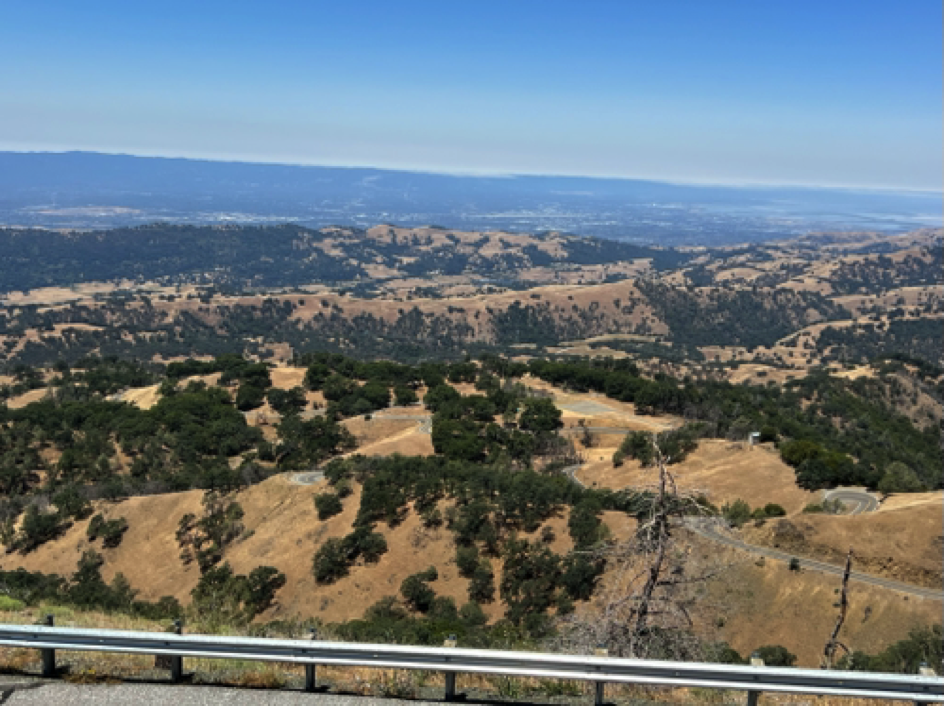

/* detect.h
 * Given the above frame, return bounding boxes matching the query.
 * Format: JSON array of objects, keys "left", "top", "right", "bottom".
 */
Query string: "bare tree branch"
[{"left": 823, "top": 548, "right": 854, "bottom": 669}]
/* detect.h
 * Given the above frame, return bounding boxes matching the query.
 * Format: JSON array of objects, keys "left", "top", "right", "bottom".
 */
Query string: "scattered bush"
[
  {"left": 755, "top": 644, "right": 797, "bottom": 667},
  {"left": 314, "top": 492, "right": 344, "bottom": 521},
  {"left": 400, "top": 567, "right": 438, "bottom": 613},
  {"left": 722, "top": 499, "right": 752, "bottom": 527},
  {"left": 86, "top": 514, "right": 129, "bottom": 548}
]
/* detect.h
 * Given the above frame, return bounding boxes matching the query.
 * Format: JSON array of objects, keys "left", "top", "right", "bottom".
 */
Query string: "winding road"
[
  {"left": 823, "top": 488, "right": 880, "bottom": 514},
  {"left": 685, "top": 519, "right": 943, "bottom": 601},
  {"left": 289, "top": 412, "right": 937, "bottom": 600},
  {"left": 561, "top": 463, "right": 941, "bottom": 601}
]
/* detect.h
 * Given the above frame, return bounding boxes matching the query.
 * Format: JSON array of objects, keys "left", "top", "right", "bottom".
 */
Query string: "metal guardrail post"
[
  {"left": 305, "top": 628, "right": 317, "bottom": 692},
  {"left": 170, "top": 619, "right": 183, "bottom": 683},
  {"left": 305, "top": 663, "right": 317, "bottom": 692},
  {"left": 40, "top": 614, "right": 56, "bottom": 678},
  {"left": 916, "top": 663, "right": 939, "bottom": 705},
  {"left": 594, "top": 644, "right": 608, "bottom": 705},
  {"left": 444, "top": 634, "right": 457, "bottom": 701},
  {"left": 747, "top": 652, "right": 764, "bottom": 706}
]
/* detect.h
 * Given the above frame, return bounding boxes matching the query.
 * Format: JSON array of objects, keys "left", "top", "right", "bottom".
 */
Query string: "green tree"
[
  {"left": 312, "top": 538, "right": 349, "bottom": 584},
  {"left": 756, "top": 645, "right": 797, "bottom": 667},
  {"left": 393, "top": 385, "right": 418, "bottom": 407},
  {"left": 314, "top": 492, "right": 344, "bottom": 520},
  {"left": 722, "top": 499, "right": 752, "bottom": 528},
  {"left": 401, "top": 569, "right": 437, "bottom": 613},
  {"left": 518, "top": 398, "right": 563, "bottom": 434},
  {"left": 52, "top": 485, "right": 92, "bottom": 520},
  {"left": 266, "top": 386, "right": 307, "bottom": 416},
  {"left": 877, "top": 461, "right": 925, "bottom": 494}
]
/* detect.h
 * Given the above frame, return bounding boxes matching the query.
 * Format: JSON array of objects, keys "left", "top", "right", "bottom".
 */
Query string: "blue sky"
[{"left": 1, "top": 1, "right": 940, "bottom": 190}]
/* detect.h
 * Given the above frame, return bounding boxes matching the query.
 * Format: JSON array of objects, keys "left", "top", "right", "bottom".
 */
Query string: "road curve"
[
  {"left": 685, "top": 519, "right": 943, "bottom": 601},
  {"left": 823, "top": 488, "right": 879, "bottom": 515},
  {"left": 562, "top": 464, "right": 587, "bottom": 488},
  {"left": 559, "top": 464, "right": 941, "bottom": 601}
]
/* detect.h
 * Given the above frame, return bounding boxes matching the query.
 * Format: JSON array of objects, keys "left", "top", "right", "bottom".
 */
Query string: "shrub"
[
  {"left": 759, "top": 425, "right": 778, "bottom": 443},
  {"left": 459, "top": 601, "right": 487, "bottom": 626},
  {"left": 469, "top": 562, "right": 496, "bottom": 603},
  {"left": 420, "top": 506, "right": 442, "bottom": 528},
  {"left": 722, "top": 499, "right": 752, "bottom": 527},
  {"left": 614, "top": 431, "right": 654, "bottom": 467},
  {"left": 16, "top": 505, "right": 65, "bottom": 553},
  {"left": 839, "top": 625, "right": 942, "bottom": 674},
  {"left": 568, "top": 497, "right": 604, "bottom": 549},
  {"left": 394, "top": 386, "right": 418, "bottom": 407},
  {"left": 235, "top": 383, "right": 267, "bottom": 412},
  {"left": 190, "top": 562, "right": 286, "bottom": 628},
  {"left": 0, "top": 596, "right": 25, "bottom": 611},
  {"left": 314, "top": 492, "right": 343, "bottom": 521},
  {"left": 878, "top": 462, "right": 925, "bottom": 494},
  {"left": 401, "top": 573, "right": 436, "bottom": 613},
  {"left": 86, "top": 514, "right": 129, "bottom": 548},
  {"left": 756, "top": 645, "right": 797, "bottom": 667},
  {"left": 312, "top": 538, "right": 349, "bottom": 584},
  {"left": 52, "top": 486, "right": 92, "bottom": 521},
  {"left": 266, "top": 386, "right": 307, "bottom": 416},
  {"left": 344, "top": 526, "right": 388, "bottom": 563},
  {"left": 455, "top": 546, "right": 480, "bottom": 578}
]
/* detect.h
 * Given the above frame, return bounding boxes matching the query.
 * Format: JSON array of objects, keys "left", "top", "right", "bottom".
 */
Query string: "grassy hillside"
[{"left": 0, "top": 352, "right": 939, "bottom": 671}]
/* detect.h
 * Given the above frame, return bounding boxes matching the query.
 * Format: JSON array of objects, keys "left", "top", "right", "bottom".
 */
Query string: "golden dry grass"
[
  {"left": 580, "top": 439, "right": 817, "bottom": 515},
  {"left": 701, "top": 534, "right": 942, "bottom": 668}
]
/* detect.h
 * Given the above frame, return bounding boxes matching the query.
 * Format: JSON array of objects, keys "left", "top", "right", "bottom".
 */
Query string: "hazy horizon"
[
  {"left": 2, "top": 148, "right": 941, "bottom": 196},
  {"left": 1, "top": 1, "right": 940, "bottom": 192}
]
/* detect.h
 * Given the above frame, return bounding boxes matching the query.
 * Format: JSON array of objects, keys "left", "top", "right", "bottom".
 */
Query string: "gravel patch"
[{"left": 5, "top": 682, "right": 442, "bottom": 706}]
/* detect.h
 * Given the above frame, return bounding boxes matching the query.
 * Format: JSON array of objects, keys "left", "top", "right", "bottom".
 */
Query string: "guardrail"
[{"left": 0, "top": 622, "right": 941, "bottom": 704}]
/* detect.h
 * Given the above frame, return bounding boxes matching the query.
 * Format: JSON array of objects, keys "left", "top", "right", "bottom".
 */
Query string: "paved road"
[
  {"left": 562, "top": 464, "right": 587, "bottom": 488},
  {"left": 2, "top": 682, "right": 440, "bottom": 705},
  {"left": 561, "top": 425, "right": 640, "bottom": 436},
  {"left": 560, "top": 463, "right": 941, "bottom": 601},
  {"left": 288, "top": 471, "right": 325, "bottom": 486},
  {"left": 685, "top": 519, "right": 944, "bottom": 601},
  {"left": 823, "top": 488, "right": 880, "bottom": 514}
]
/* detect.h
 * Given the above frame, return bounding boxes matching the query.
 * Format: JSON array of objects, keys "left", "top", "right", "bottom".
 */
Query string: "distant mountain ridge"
[{"left": 0, "top": 223, "right": 686, "bottom": 293}]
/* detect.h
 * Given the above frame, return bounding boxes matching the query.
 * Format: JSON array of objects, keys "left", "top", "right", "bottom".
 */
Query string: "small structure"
[{"left": 748, "top": 431, "right": 761, "bottom": 447}]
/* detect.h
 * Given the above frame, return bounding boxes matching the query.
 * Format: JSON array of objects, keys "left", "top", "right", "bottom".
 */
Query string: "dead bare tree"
[
  {"left": 822, "top": 548, "right": 854, "bottom": 669},
  {"left": 555, "top": 441, "right": 727, "bottom": 661}
]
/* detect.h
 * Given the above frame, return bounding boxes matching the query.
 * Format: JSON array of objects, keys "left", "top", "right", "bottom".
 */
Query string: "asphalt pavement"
[
  {"left": 561, "top": 461, "right": 939, "bottom": 601},
  {"left": 822, "top": 488, "right": 880, "bottom": 514},
  {"left": 684, "top": 519, "right": 943, "bottom": 601}
]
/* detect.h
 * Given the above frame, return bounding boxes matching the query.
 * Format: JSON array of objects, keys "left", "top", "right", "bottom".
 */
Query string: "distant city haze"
[
  {"left": 0, "top": 1, "right": 940, "bottom": 191},
  {"left": 0, "top": 152, "right": 940, "bottom": 242}
]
